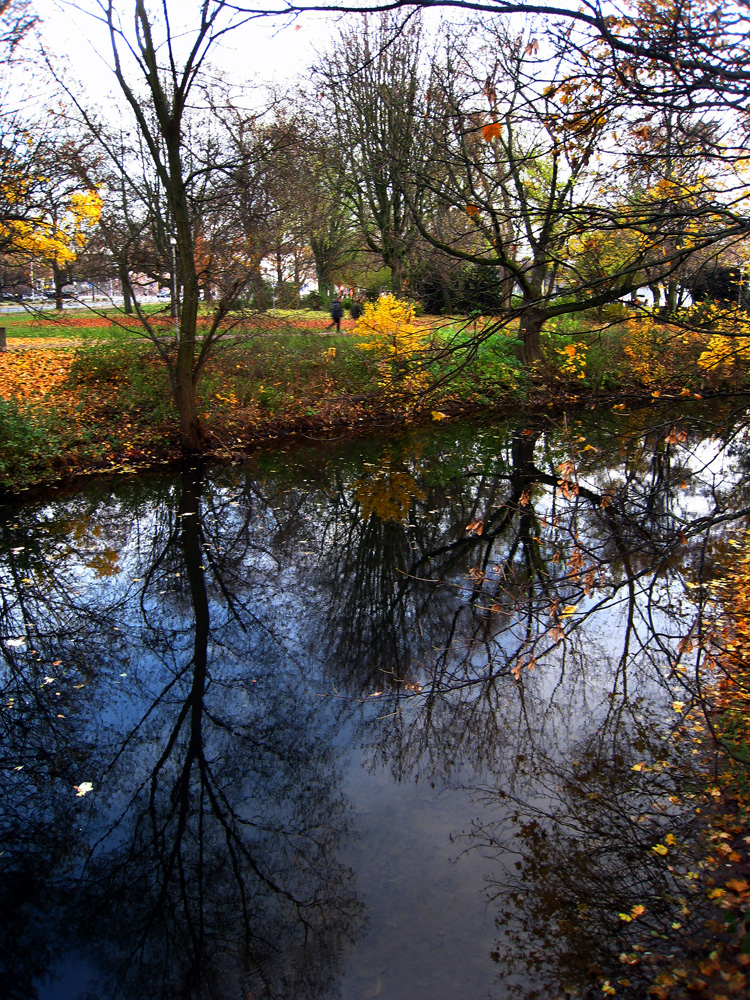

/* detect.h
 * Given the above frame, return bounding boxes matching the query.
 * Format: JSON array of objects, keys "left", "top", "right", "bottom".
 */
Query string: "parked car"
[{"left": 44, "top": 290, "right": 74, "bottom": 300}]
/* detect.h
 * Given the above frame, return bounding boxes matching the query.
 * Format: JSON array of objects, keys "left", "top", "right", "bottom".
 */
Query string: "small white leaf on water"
[
  {"left": 5, "top": 638, "right": 25, "bottom": 648},
  {"left": 74, "top": 781, "right": 94, "bottom": 797}
]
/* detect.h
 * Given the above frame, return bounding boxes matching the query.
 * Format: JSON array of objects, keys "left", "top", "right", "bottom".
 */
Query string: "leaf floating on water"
[
  {"left": 4, "top": 638, "right": 25, "bottom": 647},
  {"left": 726, "top": 878, "right": 749, "bottom": 893},
  {"left": 74, "top": 781, "right": 94, "bottom": 797},
  {"left": 652, "top": 843, "right": 668, "bottom": 855}
]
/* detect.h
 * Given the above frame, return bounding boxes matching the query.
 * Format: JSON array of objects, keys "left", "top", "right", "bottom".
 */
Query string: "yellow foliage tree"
[{"left": 0, "top": 187, "right": 102, "bottom": 264}]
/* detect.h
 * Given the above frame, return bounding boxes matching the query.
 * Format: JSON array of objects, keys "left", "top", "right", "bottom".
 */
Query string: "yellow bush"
[
  {"left": 623, "top": 315, "right": 669, "bottom": 384},
  {"left": 695, "top": 305, "right": 750, "bottom": 376},
  {"left": 354, "top": 295, "right": 430, "bottom": 394},
  {"left": 556, "top": 341, "right": 588, "bottom": 379}
]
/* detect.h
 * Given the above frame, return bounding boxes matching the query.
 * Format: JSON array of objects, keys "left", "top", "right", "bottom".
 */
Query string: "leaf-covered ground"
[{"left": 0, "top": 346, "right": 76, "bottom": 399}]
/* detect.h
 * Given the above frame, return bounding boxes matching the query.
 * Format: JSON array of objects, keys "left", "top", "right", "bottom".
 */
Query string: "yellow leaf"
[
  {"left": 561, "top": 604, "right": 578, "bottom": 617},
  {"left": 431, "top": 410, "right": 447, "bottom": 421},
  {"left": 672, "top": 701, "right": 684, "bottom": 713},
  {"left": 652, "top": 843, "right": 668, "bottom": 855}
]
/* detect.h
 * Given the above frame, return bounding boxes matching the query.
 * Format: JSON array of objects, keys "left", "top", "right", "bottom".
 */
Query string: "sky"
[{"left": 36, "top": 0, "right": 347, "bottom": 102}]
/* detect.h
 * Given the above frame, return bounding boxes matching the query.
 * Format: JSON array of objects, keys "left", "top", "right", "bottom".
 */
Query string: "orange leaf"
[{"left": 727, "top": 878, "right": 750, "bottom": 893}]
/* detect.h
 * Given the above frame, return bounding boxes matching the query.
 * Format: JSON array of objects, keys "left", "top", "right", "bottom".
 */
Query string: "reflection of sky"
[{"left": 0, "top": 405, "right": 744, "bottom": 1000}]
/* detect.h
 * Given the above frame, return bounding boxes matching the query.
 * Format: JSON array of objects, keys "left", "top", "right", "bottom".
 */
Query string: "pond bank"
[{"left": 0, "top": 349, "right": 740, "bottom": 497}]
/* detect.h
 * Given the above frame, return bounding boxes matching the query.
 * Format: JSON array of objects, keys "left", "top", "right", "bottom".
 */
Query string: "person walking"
[{"left": 328, "top": 295, "right": 343, "bottom": 332}]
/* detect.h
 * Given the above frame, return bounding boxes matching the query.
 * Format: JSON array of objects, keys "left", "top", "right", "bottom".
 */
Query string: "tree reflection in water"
[
  {"left": 1, "top": 398, "right": 750, "bottom": 999},
  {"left": 0, "top": 464, "right": 362, "bottom": 1000}
]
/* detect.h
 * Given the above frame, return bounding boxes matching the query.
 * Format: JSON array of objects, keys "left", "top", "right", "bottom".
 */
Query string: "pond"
[{"left": 1, "top": 397, "right": 746, "bottom": 1000}]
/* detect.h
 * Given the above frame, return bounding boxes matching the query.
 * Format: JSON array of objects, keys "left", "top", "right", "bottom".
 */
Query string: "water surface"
[{"left": 1, "top": 399, "right": 746, "bottom": 999}]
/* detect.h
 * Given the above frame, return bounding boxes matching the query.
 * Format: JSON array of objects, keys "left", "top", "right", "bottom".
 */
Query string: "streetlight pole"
[{"left": 169, "top": 235, "right": 178, "bottom": 343}]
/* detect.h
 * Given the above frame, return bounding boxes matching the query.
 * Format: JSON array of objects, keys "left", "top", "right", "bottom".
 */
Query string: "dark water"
[{"left": 1, "top": 399, "right": 747, "bottom": 999}]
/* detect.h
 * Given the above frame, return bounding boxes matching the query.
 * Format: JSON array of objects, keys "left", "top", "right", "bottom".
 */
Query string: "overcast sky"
[{"left": 37, "top": 1, "right": 345, "bottom": 102}]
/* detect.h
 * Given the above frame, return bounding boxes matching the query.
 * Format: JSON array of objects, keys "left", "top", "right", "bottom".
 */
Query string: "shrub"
[
  {"left": 354, "top": 295, "right": 431, "bottom": 395},
  {"left": 300, "top": 291, "right": 325, "bottom": 311},
  {"left": 0, "top": 396, "right": 64, "bottom": 488}
]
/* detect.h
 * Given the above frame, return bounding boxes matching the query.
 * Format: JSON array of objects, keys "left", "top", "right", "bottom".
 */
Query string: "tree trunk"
[
  {"left": 174, "top": 361, "right": 206, "bottom": 453},
  {"left": 517, "top": 308, "right": 546, "bottom": 366},
  {"left": 667, "top": 278, "right": 679, "bottom": 314},
  {"left": 311, "top": 240, "right": 333, "bottom": 299},
  {"left": 389, "top": 250, "right": 407, "bottom": 294},
  {"left": 52, "top": 260, "right": 66, "bottom": 311},
  {"left": 118, "top": 261, "right": 134, "bottom": 314}
]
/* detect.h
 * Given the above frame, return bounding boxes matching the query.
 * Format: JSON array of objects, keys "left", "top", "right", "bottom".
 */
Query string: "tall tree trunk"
[{"left": 174, "top": 351, "right": 206, "bottom": 452}]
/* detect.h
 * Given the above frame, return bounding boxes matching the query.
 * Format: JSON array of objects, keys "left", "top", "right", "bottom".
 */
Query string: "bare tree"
[
  {"left": 48, "top": 1, "right": 296, "bottom": 451},
  {"left": 313, "top": 12, "right": 434, "bottom": 294},
  {"left": 392, "top": 18, "right": 742, "bottom": 362}
]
